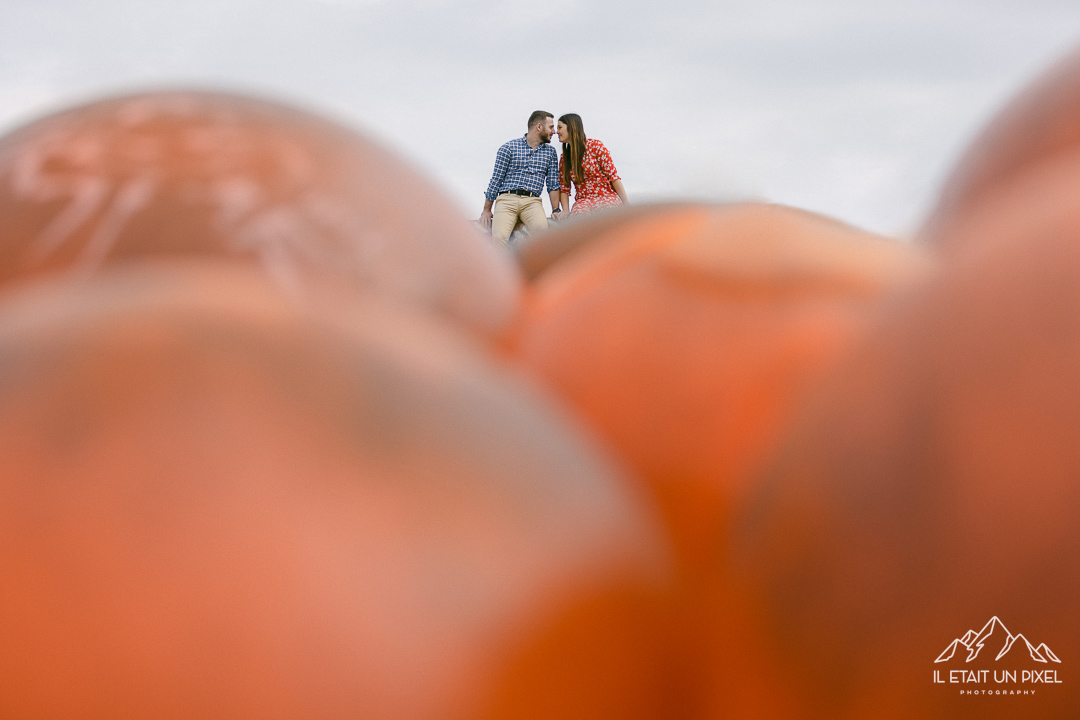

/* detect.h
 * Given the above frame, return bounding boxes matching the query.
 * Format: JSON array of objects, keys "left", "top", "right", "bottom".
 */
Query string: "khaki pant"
[{"left": 492, "top": 194, "right": 547, "bottom": 246}]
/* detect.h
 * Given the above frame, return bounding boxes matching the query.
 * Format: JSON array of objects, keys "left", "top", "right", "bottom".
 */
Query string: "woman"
[{"left": 554, "top": 114, "right": 628, "bottom": 217}]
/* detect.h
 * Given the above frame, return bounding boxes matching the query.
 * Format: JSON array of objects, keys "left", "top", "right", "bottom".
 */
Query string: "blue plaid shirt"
[{"left": 483, "top": 135, "right": 560, "bottom": 201}]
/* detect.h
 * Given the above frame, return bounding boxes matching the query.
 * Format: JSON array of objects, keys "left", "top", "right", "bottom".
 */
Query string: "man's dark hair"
[{"left": 527, "top": 110, "right": 553, "bottom": 130}]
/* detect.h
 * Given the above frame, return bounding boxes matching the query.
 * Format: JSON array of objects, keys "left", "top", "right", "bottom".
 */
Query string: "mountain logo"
[{"left": 935, "top": 617, "right": 1061, "bottom": 664}]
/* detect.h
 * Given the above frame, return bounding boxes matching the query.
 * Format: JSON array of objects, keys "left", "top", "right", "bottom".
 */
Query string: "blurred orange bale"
[
  {"left": 923, "top": 47, "right": 1080, "bottom": 248},
  {"left": 0, "top": 90, "right": 520, "bottom": 337},
  {"left": 509, "top": 203, "right": 932, "bottom": 718},
  {"left": 511, "top": 203, "right": 932, "bottom": 574},
  {"left": 734, "top": 154, "right": 1080, "bottom": 720},
  {"left": 0, "top": 263, "right": 672, "bottom": 720}
]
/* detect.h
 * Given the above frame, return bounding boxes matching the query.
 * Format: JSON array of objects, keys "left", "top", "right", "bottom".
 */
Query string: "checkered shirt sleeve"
[{"left": 544, "top": 145, "right": 559, "bottom": 195}]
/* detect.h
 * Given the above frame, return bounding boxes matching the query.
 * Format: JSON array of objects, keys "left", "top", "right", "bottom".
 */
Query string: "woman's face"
[{"left": 556, "top": 121, "right": 568, "bottom": 143}]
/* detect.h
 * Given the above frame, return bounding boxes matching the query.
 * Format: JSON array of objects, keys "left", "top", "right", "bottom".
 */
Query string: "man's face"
[{"left": 539, "top": 117, "right": 554, "bottom": 144}]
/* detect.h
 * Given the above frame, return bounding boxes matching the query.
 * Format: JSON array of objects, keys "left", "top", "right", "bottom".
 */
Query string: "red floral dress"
[{"left": 559, "top": 138, "right": 622, "bottom": 215}]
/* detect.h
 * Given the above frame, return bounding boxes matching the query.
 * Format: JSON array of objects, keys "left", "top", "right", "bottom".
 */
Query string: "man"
[{"left": 480, "top": 110, "right": 564, "bottom": 246}]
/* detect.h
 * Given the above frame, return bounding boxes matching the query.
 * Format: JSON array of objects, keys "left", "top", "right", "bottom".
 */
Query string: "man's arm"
[
  {"left": 479, "top": 198, "right": 494, "bottom": 230},
  {"left": 548, "top": 190, "right": 561, "bottom": 217},
  {"left": 544, "top": 146, "right": 562, "bottom": 216},
  {"left": 480, "top": 145, "right": 511, "bottom": 228},
  {"left": 553, "top": 191, "right": 570, "bottom": 216}
]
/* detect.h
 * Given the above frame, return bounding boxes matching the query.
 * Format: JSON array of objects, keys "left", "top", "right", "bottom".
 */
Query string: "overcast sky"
[{"left": 2, "top": 0, "right": 1080, "bottom": 235}]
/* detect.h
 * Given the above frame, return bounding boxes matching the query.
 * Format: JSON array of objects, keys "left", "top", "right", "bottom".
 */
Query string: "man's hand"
[
  {"left": 479, "top": 209, "right": 493, "bottom": 230},
  {"left": 551, "top": 209, "right": 564, "bottom": 221}
]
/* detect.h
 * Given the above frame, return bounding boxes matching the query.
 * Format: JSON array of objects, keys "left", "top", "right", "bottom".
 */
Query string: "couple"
[{"left": 479, "top": 110, "right": 628, "bottom": 246}]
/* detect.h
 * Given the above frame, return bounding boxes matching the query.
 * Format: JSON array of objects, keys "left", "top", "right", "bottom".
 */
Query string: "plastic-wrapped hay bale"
[
  {"left": 509, "top": 202, "right": 933, "bottom": 718},
  {"left": 0, "top": 263, "right": 673, "bottom": 720},
  {"left": 512, "top": 202, "right": 932, "bottom": 576},
  {"left": 0, "top": 90, "right": 520, "bottom": 338},
  {"left": 923, "top": 46, "right": 1080, "bottom": 250},
  {"left": 734, "top": 153, "right": 1080, "bottom": 720}
]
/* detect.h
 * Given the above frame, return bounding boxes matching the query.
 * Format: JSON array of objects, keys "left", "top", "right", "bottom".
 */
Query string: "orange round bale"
[
  {"left": 0, "top": 263, "right": 671, "bottom": 720},
  {"left": 0, "top": 90, "right": 519, "bottom": 336},
  {"left": 733, "top": 155, "right": 1080, "bottom": 720},
  {"left": 922, "top": 45, "right": 1080, "bottom": 246},
  {"left": 511, "top": 203, "right": 932, "bottom": 575},
  {"left": 515, "top": 204, "right": 669, "bottom": 282}
]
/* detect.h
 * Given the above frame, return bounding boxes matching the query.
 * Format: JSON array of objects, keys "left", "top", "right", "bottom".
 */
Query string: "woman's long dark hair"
[{"left": 559, "top": 113, "right": 587, "bottom": 188}]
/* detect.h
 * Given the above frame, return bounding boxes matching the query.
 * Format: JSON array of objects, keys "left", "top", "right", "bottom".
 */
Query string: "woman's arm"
[
  {"left": 595, "top": 141, "right": 627, "bottom": 205},
  {"left": 610, "top": 178, "right": 628, "bottom": 205}
]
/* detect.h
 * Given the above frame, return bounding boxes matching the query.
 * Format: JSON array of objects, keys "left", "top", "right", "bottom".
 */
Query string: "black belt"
[{"left": 500, "top": 188, "right": 538, "bottom": 197}]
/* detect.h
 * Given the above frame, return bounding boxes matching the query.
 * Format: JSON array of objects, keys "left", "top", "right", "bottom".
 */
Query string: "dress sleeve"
[
  {"left": 559, "top": 153, "right": 571, "bottom": 195},
  {"left": 595, "top": 141, "right": 620, "bottom": 181}
]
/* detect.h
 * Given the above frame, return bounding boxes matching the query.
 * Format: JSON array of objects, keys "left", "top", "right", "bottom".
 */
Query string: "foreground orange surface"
[
  {"left": 512, "top": 203, "right": 931, "bottom": 575},
  {"left": 734, "top": 154, "right": 1080, "bottom": 720},
  {"left": 0, "top": 264, "right": 672, "bottom": 720}
]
